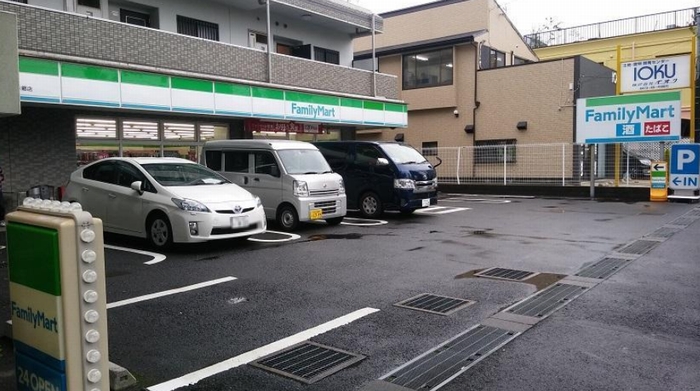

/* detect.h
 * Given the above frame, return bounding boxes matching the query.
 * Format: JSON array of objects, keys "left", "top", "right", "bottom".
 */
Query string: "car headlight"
[
  {"left": 432, "top": 177, "right": 438, "bottom": 187},
  {"left": 293, "top": 180, "right": 309, "bottom": 197},
  {"left": 171, "top": 198, "right": 210, "bottom": 212},
  {"left": 255, "top": 196, "right": 262, "bottom": 208},
  {"left": 394, "top": 178, "right": 415, "bottom": 190},
  {"left": 338, "top": 179, "right": 345, "bottom": 195}
]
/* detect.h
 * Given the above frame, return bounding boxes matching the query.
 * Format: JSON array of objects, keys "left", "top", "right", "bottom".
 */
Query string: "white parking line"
[
  {"left": 107, "top": 277, "right": 237, "bottom": 309},
  {"left": 0, "top": 246, "right": 5, "bottom": 251},
  {"left": 105, "top": 245, "right": 166, "bottom": 265},
  {"left": 247, "top": 230, "right": 301, "bottom": 243},
  {"left": 147, "top": 307, "right": 380, "bottom": 391},
  {"left": 442, "top": 198, "right": 512, "bottom": 204},
  {"left": 415, "top": 206, "right": 471, "bottom": 215},
  {"left": 341, "top": 217, "right": 388, "bottom": 226}
]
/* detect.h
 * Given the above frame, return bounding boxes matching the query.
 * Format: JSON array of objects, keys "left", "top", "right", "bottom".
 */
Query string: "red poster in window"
[
  {"left": 244, "top": 119, "right": 323, "bottom": 134},
  {"left": 644, "top": 121, "right": 671, "bottom": 135}
]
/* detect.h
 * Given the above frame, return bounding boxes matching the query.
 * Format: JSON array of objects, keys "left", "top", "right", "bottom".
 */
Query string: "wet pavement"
[{"left": 0, "top": 195, "right": 698, "bottom": 391}]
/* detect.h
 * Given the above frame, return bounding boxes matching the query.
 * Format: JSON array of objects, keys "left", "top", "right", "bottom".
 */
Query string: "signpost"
[
  {"left": 576, "top": 91, "right": 682, "bottom": 144},
  {"left": 7, "top": 199, "right": 109, "bottom": 391},
  {"left": 649, "top": 161, "right": 668, "bottom": 202},
  {"left": 668, "top": 144, "right": 700, "bottom": 200}
]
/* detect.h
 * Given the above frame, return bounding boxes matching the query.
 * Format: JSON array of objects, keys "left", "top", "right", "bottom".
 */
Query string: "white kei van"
[{"left": 201, "top": 140, "right": 347, "bottom": 231}]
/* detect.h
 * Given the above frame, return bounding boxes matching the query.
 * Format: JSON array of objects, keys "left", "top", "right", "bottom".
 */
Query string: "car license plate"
[
  {"left": 231, "top": 216, "right": 249, "bottom": 228},
  {"left": 422, "top": 198, "right": 430, "bottom": 207},
  {"left": 309, "top": 209, "right": 323, "bottom": 220}
]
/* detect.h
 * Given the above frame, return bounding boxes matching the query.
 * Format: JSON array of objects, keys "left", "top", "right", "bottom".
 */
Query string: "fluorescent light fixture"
[
  {"left": 415, "top": 55, "right": 429, "bottom": 61},
  {"left": 446, "top": 63, "right": 453, "bottom": 68}
]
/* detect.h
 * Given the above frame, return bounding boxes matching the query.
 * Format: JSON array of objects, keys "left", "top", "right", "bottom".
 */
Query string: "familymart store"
[{"left": 0, "top": 57, "right": 406, "bottom": 203}]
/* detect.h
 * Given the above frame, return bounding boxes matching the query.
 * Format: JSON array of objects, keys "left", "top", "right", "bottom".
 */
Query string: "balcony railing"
[
  {"left": 524, "top": 7, "right": 698, "bottom": 49},
  {"left": 0, "top": 0, "right": 398, "bottom": 99}
]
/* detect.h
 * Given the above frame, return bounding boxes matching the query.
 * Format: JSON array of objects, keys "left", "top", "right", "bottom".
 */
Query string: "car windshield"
[
  {"left": 141, "top": 163, "right": 231, "bottom": 186},
  {"left": 380, "top": 144, "right": 428, "bottom": 164},
  {"left": 277, "top": 149, "right": 332, "bottom": 175}
]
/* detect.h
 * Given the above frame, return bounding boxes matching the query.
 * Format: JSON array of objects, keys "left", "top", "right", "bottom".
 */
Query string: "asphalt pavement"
[{"left": 0, "top": 195, "right": 698, "bottom": 391}]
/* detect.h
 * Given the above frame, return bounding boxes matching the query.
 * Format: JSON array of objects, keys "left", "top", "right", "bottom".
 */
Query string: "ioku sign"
[
  {"left": 576, "top": 91, "right": 681, "bottom": 144},
  {"left": 620, "top": 55, "right": 691, "bottom": 93}
]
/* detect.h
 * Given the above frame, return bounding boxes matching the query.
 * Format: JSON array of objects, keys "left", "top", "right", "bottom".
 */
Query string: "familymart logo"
[
  {"left": 290, "top": 103, "right": 337, "bottom": 119},
  {"left": 11, "top": 302, "right": 59, "bottom": 333}
]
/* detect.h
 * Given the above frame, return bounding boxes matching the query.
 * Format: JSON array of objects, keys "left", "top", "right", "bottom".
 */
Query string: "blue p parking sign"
[{"left": 669, "top": 144, "right": 700, "bottom": 190}]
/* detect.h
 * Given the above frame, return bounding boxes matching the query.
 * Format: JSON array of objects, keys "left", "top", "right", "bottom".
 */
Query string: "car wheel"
[
  {"left": 326, "top": 217, "right": 344, "bottom": 226},
  {"left": 147, "top": 214, "right": 173, "bottom": 250},
  {"left": 359, "top": 192, "right": 382, "bottom": 219},
  {"left": 277, "top": 205, "right": 299, "bottom": 232},
  {"left": 400, "top": 208, "right": 416, "bottom": 215}
]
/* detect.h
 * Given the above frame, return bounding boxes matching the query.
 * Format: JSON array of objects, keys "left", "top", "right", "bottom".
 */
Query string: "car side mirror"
[
  {"left": 130, "top": 181, "right": 144, "bottom": 195},
  {"left": 376, "top": 158, "right": 390, "bottom": 166},
  {"left": 270, "top": 165, "right": 280, "bottom": 177}
]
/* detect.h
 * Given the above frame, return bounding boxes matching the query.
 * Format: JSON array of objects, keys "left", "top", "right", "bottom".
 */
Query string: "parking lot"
[{"left": 1, "top": 194, "right": 699, "bottom": 391}]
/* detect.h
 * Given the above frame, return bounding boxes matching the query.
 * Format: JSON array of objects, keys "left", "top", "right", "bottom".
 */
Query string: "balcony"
[
  {"left": 524, "top": 7, "right": 697, "bottom": 49},
  {"left": 0, "top": 0, "right": 398, "bottom": 99}
]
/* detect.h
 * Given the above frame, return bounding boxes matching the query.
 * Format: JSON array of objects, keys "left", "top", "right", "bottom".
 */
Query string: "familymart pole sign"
[{"left": 576, "top": 91, "right": 681, "bottom": 144}]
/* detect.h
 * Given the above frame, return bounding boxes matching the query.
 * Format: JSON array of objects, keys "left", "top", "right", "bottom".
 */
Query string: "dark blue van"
[{"left": 313, "top": 141, "right": 438, "bottom": 218}]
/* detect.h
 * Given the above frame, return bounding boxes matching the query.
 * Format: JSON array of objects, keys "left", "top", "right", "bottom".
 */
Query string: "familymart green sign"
[{"left": 18, "top": 57, "right": 407, "bottom": 127}]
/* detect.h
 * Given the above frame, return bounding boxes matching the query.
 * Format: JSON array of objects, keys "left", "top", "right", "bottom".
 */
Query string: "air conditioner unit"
[{"left": 255, "top": 43, "right": 268, "bottom": 51}]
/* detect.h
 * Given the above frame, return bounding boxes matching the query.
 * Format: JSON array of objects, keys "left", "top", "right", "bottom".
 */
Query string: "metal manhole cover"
[
  {"left": 507, "top": 283, "right": 587, "bottom": 318},
  {"left": 250, "top": 342, "right": 365, "bottom": 384},
  {"left": 383, "top": 325, "right": 516, "bottom": 390},
  {"left": 475, "top": 267, "right": 536, "bottom": 281},
  {"left": 646, "top": 227, "right": 679, "bottom": 239},
  {"left": 395, "top": 293, "right": 475, "bottom": 316},
  {"left": 617, "top": 240, "right": 659, "bottom": 255},
  {"left": 575, "top": 257, "right": 631, "bottom": 279}
]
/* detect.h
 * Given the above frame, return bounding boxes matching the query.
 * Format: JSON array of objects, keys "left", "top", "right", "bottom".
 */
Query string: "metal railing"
[
  {"left": 524, "top": 7, "right": 697, "bottom": 49},
  {"left": 426, "top": 141, "right": 690, "bottom": 187}
]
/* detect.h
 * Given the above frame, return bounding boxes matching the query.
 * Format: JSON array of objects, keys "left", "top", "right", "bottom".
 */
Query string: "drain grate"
[
  {"left": 646, "top": 226, "right": 680, "bottom": 239},
  {"left": 395, "top": 293, "right": 474, "bottom": 316},
  {"left": 616, "top": 240, "right": 660, "bottom": 255},
  {"left": 383, "top": 325, "right": 516, "bottom": 390},
  {"left": 669, "top": 217, "right": 696, "bottom": 226},
  {"left": 251, "top": 342, "right": 365, "bottom": 384},
  {"left": 575, "top": 257, "right": 631, "bottom": 279},
  {"left": 476, "top": 267, "right": 535, "bottom": 281},
  {"left": 507, "top": 283, "right": 586, "bottom": 318}
]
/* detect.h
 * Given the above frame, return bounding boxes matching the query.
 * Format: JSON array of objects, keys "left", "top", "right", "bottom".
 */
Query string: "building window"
[
  {"left": 314, "top": 47, "right": 340, "bottom": 65},
  {"left": 403, "top": 48, "right": 453, "bottom": 90},
  {"left": 513, "top": 56, "right": 530, "bottom": 65},
  {"left": 489, "top": 49, "right": 506, "bottom": 69},
  {"left": 177, "top": 15, "right": 219, "bottom": 41},
  {"left": 474, "top": 139, "right": 517, "bottom": 164},
  {"left": 9, "top": 0, "right": 28, "bottom": 3},
  {"left": 422, "top": 141, "right": 438, "bottom": 156},
  {"left": 78, "top": 0, "right": 100, "bottom": 8}
]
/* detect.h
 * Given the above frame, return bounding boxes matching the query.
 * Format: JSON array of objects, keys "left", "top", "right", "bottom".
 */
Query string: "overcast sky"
[{"left": 351, "top": 0, "right": 699, "bottom": 35}]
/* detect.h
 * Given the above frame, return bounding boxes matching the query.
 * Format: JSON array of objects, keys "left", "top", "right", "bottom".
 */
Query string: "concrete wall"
[
  {"left": 476, "top": 58, "right": 576, "bottom": 144},
  {"left": 354, "top": 0, "right": 489, "bottom": 52},
  {"left": 0, "top": 12, "right": 20, "bottom": 117},
  {"left": 0, "top": 1, "right": 398, "bottom": 99},
  {"left": 0, "top": 106, "right": 77, "bottom": 207},
  {"left": 483, "top": 0, "right": 538, "bottom": 64}
]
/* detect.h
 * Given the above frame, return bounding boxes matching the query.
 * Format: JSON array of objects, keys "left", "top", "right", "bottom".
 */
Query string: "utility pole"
[{"left": 695, "top": 7, "right": 699, "bottom": 142}]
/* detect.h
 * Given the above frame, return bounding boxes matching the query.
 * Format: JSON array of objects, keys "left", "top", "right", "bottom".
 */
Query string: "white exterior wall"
[{"left": 26, "top": 0, "right": 64, "bottom": 9}]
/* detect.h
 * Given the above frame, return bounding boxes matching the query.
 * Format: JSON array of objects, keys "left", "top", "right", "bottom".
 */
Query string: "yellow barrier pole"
[
  {"left": 614, "top": 45, "right": 622, "bottom": 187},
  {"left": 691, "top": 36, "right": 696, "bottom": 142}
]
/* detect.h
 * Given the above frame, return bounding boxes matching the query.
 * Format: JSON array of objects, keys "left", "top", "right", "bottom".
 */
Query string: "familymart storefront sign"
[
  {"left": 576, "top": 91, "right": 681, "bottom": 144},
  {"left": 17, "top": 57, "right": 407, "bottom": 128}
]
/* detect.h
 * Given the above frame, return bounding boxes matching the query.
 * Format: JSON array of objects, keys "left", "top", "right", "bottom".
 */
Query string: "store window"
[
  {"left": 403, "top": 48, "right": 453, "bottom": 90},
  {"left": 75, "top": 117, "right": 228, "bottom": 166},
  {"left": 474, "top": 139, "right": 517, "bottom": 164}
]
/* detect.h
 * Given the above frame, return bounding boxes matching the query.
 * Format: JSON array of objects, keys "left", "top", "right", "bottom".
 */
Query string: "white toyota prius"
[{"left": 64, "top": 157, "right": 267, "bottom": 249}]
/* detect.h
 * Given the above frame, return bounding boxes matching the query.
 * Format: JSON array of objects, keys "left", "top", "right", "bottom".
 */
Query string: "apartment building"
[{"left": 0, "top": 0, "right": 406, "bottom": 205}]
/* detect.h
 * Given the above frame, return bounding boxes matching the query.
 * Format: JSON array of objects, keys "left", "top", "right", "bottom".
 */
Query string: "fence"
[
  {"left": 524, "top": 7, "right": 697, "bottom": 48},
  {"left": 426, "top": 141, "right": 690, "bottom": 187}
]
